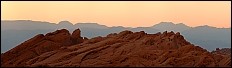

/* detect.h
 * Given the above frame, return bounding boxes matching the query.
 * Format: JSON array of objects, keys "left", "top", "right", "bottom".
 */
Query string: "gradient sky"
[{"left": 1, "top": 1, "right": 231, "bottom": 28}]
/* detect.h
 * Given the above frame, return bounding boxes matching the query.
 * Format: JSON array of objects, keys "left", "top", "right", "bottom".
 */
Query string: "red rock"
[
  {"left": 176, "top": 32, "right": 180, "bottom": 35},
  {"left": 1, "top": 34, "right": 45, "bottom": 67},
  {"left": 216, "top": 48, "right": 220, "bottom": 50},
  {"left": 71, "top": 28, "right": 81, "bottom": 39},
  {"left": 1, "top": 30, "right": 231, "bottom": 67},
  {"left": 83, "top": 37, "right": 89, "bottom": 41},
  {"left": 212, "top": 48, "right": 231, "bottom": 55},
  {"left": 45, "top": 29, "right": 72, "bottom": 46},
  {"left": 117, "top": 30, "right": 133, "bottom": 38},
  {"left": 71, "top": 29, "right": 84, "bottom": 44}
]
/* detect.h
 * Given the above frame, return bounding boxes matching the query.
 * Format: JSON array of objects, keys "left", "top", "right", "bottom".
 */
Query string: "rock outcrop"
[
  {"left": 1, "top": 29, "right": 231, "bottom": 67},
  {"left": 1, "top": 29, "right": 84, "bottom": 67},
  {"left": 71, "top": 29, "right": 84, "bottom": 44},
  {"left": 211, "top": 48, "right": 231, "bottom": 55},
  {"left": 211, "top": 48, "right": 231, "bottom": 67}
]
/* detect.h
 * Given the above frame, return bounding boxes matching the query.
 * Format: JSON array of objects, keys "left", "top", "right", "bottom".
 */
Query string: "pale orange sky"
[{"left": 1, "top": 1, "right": 231, "bottom": 28}]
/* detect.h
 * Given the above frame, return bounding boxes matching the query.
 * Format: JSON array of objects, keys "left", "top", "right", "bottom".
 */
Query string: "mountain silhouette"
[
  {"left": 74, "top": 23, "right": 108, "bottom": 29},
  {"left": 58, "top": 21, "right": 74, "bottom": 29},
  {"left": 152, "top": 22, "right": 191, "bottom": 32}
]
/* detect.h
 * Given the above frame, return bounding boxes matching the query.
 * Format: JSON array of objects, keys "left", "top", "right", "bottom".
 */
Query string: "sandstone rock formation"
[
  {"left": 1, "top": 29, "right": 84, "bottom": 67},
  {"left": 71, "top": 28, "right": 84, "bottom": 44},
  {"left": 1, "top": 29, "right": 231, "bottom": 67},
  {"left": 211, "top": 48, "right": 231, "bottom": 55},
  {"left": 211, "top": 48, "right": 231, "bottom": 67}
]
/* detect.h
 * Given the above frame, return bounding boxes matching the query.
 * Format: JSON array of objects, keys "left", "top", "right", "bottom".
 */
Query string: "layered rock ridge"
[{"left": 1, "top": 29, "right": 231, "bottom": 67}]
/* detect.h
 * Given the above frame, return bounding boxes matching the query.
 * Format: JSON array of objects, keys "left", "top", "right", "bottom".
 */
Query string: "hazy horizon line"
[{"left": 2, "top": 19, "right": 231, "bottom": 29}]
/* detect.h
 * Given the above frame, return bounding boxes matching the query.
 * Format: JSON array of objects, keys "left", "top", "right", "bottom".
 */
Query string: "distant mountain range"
[{"left": 1, "top": 20, "right": 231, "bottom": 52}]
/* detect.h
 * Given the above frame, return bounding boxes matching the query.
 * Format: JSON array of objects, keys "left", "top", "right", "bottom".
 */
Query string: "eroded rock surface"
[{"left": 1, "top": 29, "right": 231, "bottom": 67}]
